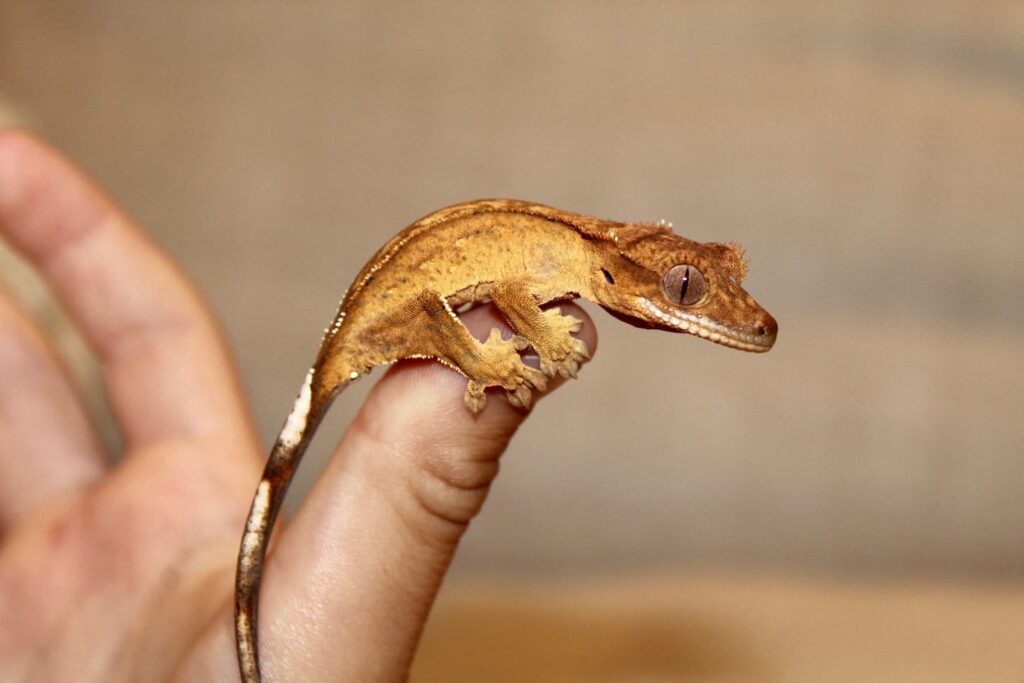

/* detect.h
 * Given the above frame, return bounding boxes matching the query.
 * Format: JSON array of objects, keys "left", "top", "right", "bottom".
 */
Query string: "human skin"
[{"left": 0, "top": 130, "right": 597, "bottom": 682}]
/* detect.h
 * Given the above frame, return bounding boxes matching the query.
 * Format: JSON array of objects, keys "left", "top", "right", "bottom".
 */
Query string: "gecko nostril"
[{"left": 757, "top": 315, "right": 779, "bottom": 339}]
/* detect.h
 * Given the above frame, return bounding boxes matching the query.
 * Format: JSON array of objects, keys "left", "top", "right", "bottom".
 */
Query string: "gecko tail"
[{"left": 234, "top": 368, "right": 340, "bottom": 683}]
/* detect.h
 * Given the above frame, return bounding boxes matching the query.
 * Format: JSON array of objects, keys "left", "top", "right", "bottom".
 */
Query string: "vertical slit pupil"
[{"left": 678, "top": 267, "right": 690, "bottom": 302}]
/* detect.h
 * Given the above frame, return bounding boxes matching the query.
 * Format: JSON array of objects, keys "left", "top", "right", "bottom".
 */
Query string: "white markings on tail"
[
  {"left": 280, "top": 369, "right": 314, "bottom": 448},
  {"left": 239, "top": 480, "right": 272, "bottom": 568},
  {"left": 236, "top": 611, "right": 254, "bottom": 662}
]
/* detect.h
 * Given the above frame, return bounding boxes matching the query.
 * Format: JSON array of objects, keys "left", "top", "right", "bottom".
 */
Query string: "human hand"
[{"left": 0, "top": 130, "right": 596, "bottom": 681}]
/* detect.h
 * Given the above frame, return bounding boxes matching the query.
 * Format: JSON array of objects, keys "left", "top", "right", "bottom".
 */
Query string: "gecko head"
[{"left": 589, "top": 224, "right": 777, "bottom": 352}]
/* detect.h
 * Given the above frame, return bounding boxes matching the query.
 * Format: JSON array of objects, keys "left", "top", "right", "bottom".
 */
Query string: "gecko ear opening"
[
  {"left": 601, "top": 268, "right": 615, "bottom": 284},
  {"left": 662, "top": 264, "right": 706, "bottom": 306}
]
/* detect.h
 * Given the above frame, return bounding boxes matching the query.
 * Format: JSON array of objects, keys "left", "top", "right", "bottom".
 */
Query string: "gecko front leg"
[
  {"left": 490, "top": 278, "right": 591, "bottom": 379},
  {"left": 408, "top": 290, "right": 548, "bottom": 413}
]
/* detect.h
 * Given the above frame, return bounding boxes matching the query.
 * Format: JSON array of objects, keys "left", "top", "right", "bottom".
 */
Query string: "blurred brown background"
[{"left": 2, "top": 2, "right": 1023, "bottom": 680}]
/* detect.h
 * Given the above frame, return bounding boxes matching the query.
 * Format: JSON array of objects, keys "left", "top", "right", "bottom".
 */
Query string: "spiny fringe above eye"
[
  {"left": 635, "top": 221, "right": 674, "bottom": 234},
  {"left": 726, "top": 242, "right": 749, "bottom": 281}
]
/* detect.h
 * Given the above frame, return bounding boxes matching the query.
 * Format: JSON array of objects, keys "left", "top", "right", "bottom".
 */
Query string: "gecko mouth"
[{"left": 640, "top": 299, "right": 775, "bottom": 352}]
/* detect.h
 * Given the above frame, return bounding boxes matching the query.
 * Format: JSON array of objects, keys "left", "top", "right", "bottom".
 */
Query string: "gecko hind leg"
[
  {"left": 409, "top": 290, "right": 548, "bottom": 413},
  {"left": 490, "top": 279, "right": 590, "bottom": 379}
]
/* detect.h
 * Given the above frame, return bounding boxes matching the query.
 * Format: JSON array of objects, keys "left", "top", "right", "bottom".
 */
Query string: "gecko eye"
[{"left": 663, "top": 264, "right": 706, "bottom": 306}]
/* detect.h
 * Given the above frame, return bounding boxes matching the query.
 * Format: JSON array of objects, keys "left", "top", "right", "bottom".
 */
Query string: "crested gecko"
[{"left": 235, "top": 199, "right": 778, "bottom": 682}]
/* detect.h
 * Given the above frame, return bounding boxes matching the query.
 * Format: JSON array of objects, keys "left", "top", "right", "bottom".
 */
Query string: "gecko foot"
[
  {"left": 462, "top": 328, "right": 548, "bottom": 414},
  {"left": 534, "top": 308, "right": 590, "bottom": 379}
]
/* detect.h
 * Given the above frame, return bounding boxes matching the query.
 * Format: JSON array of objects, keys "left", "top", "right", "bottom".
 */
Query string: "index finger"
[
  {"left": 254, "top": 304, "right": 597, "bottom": 681},
  {"left": 0, "top": 129, "right": 254, "bottom": 455}
]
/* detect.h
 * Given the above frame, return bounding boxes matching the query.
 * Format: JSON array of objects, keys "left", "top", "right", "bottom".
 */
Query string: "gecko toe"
[
  {"left": 464, "top": 381, "right": 487, "bottom": 415},
  {"left": 543, "top": 307, "right": 583, "bottom": 333},
  {"left": 507, "top": 384, "right": 534, "bottom": 410},
  {"left": 511, "top": 334, "right": 531, "bottom": 351},
  {"left": 564, "top": 314, "right": 584, "bottom": 334},
  {"left": 523, "top": 366, "right": 548, "bottom": 392},
  {"left": 573, "top": 338, "right": 590, "bottom": 360},
  {"left": 559, "top": 358, "right": 580, "bottom": 379}
]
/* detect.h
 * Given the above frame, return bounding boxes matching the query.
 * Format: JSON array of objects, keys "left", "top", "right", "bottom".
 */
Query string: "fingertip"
[
  {"left": 0, "top": 127, "right": 49, "bottom": 198},
  {"left": 0, "top": 127, "right": 30, "bottom": 207},
  {"left": 361, "top": 358, "right": 525, "bottom": 455},
  {"left": 0, "top": 127, "right": 109, "bottom": 260}
]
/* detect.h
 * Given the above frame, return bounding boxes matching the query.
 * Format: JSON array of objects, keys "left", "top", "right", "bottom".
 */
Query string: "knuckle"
[{"left": 349, "top": 408, "right": 501, "bottom": 543}]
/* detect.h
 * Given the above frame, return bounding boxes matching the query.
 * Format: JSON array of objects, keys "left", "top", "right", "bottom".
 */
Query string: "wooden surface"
[{"left": 414, "top": 574, "right": 1024, "bottom": 682}]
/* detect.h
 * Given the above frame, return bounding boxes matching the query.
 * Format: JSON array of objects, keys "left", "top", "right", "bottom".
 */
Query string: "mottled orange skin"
[
  {"left": 314, "top": 199, "right": 776, "bottom": 410},
  {"left": 235, "top": 199, "right": 777, "bottom": 682}
]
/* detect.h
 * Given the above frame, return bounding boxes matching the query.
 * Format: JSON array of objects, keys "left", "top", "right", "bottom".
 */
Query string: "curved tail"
[{"left": 234, "top": 368, "right": 338, "bottom": 683}]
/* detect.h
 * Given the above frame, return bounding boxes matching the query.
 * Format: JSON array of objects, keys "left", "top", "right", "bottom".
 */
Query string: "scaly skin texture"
[{"left": 235, "top": 199, "right": 777, "bottom": 682}]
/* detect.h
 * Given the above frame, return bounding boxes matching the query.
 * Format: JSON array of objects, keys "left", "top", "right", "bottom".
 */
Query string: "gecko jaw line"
[{"left": 640, "top": 298, "right": 771, "bottom": 352}]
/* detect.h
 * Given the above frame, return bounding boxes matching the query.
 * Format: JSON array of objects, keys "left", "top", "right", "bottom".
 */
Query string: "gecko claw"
[
  {"left": 523, "top": 365, "right": 548, "bottom": 392},
  {"left": 508, "top": 384, "right": 534, "bottom": 410}
]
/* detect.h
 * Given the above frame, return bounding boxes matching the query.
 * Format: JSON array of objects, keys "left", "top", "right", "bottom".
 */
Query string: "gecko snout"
[{"left": 753, "top": 313, "right": 778, "bottom": 349}]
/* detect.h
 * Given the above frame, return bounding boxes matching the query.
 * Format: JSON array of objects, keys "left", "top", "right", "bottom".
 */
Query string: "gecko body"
[{"left": 235, "top": 199, "right": 777, "bottom": 681}]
